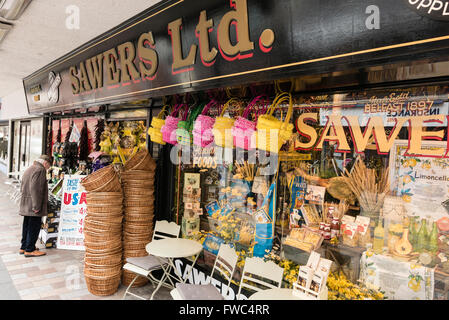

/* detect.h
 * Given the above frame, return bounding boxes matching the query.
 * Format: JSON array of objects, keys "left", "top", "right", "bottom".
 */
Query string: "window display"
[{"left": 150, "top": 83, "right": 449, "bottom": 300}]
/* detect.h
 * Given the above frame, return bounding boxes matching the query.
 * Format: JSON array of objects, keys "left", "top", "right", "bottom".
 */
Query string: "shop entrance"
[{"left": 18, "top": 121, "right": 31, "bottom": 172}]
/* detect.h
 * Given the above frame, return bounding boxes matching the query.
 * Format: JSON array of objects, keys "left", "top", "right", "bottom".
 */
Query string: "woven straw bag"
[
  {"left": 212, "top": 98, "right": 242, "bottom": 148},
  {"left": 256, "top": 92, "right": 294, "bottom": 153},
  {"left": 161, "top": 104, "right": 187, "bottom": 145},
  {"left": 148, "top": 105, "right": 169, "bottom": 145},
  {"left": 193, "top": 100, "right": 219, "bottom": 147},
  {"left": 232, "top": 95, "right": 268, "bottom": 150},
  {"left": 176, "top": 103, "right": 204, "bottom": 146}
]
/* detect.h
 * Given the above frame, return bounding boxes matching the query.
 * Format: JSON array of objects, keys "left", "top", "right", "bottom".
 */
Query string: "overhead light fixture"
[
  {"left": 0, "top": 21, "right": 11, "bottom": 44},
  {"left": 0, "top": 0, "right": 32, "bottom": 20}
]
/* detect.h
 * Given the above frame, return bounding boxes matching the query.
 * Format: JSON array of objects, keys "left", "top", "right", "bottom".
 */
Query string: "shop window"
[
  {"left": 0, "top": 125, "right": 8, "bottom": 164},
  {"left": 167, "top": 84, "right": 449, "bottom": 300}
]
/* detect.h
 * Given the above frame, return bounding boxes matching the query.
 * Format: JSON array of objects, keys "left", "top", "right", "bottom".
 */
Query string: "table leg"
[{"left": 150, "top": 258, "right": 175, "bottom": 300}]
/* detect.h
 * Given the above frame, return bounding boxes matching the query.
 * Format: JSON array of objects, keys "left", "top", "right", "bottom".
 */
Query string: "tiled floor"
[{"left": 0, "top": 175, "right": 171, "bottom": 300}]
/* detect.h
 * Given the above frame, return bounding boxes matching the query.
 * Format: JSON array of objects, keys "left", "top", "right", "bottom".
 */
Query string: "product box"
[
  {"left": 203, "top": 234, "right": 225, "bottom": 255},
  {"left": 355, "top": 216, "right": 371, "bottom": 236},
  {"left": 47, "top": 211, "right": 60, "bottom": 219},
  {"left": 39, "top": 230, "right": 58, "bottom": 248},
  {"left": 181, "top": 217, "right": 200, "bottom": 238}
]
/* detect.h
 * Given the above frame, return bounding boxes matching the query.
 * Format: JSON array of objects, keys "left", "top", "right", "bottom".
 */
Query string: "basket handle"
[
  {"left": 271, "top": 93, "right": 293, "bottom": 125},
  {"left": 170, "top": 104, "right": 183, "bottom": 117},
  {"left": 157, "top": 105, "right": 170, "bottom": 119},
  {"left": 201, "top": 99, "right": 219, "bottom": 116},
  {"left": 243, "top": 95, "right": 269, "bottom": 119},
  {"left": 180, "top": 103, "right": 190, "bottom": 121},
  {"left": 219, "top": 98, "right": 240, "bottom": 117},
  {"left": 266, "top": 92, "right": 291, "bottom": 116}
]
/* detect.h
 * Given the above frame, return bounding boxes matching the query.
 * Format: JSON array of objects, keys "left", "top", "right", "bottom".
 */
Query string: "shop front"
[{"left": 23, "top": 0, "right": 449, "bottom": 300}]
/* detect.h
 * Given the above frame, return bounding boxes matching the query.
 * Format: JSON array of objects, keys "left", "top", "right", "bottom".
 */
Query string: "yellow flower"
[{"left": 402, "top": 194, "right": 411, "bottom": 203}]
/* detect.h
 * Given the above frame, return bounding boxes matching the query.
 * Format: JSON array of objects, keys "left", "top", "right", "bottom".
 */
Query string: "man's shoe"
[
  {"left": 24, "top": 250, "right": 46, "bottom": 258},
  {"left": 19, "top": 249, "right": 25, "bottom": 255}
]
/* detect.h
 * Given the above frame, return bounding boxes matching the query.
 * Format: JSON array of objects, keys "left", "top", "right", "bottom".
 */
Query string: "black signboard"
[{"left": 23, "top": 0, "right": 449, "bottom": 114}]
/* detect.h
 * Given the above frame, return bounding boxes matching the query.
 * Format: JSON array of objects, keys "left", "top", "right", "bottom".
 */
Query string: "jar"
[
  {"left": 323, "top": 223, "right": 332, "bottom": 240},
  {"left": 319, "top": 222, "right": 326, "bottom": 236},
  {"left": 331, "top": 218, "right": 340, "bottom": 238}
]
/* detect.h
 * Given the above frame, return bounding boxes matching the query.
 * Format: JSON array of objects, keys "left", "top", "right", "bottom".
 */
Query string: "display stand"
[{"left": 292, "top": 283, "right": 328, "bottom": 300}]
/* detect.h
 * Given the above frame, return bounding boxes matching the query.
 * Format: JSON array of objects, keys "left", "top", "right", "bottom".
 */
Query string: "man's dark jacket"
[{"left": 19, "top": 161, "right": 48, "bottom": 217}]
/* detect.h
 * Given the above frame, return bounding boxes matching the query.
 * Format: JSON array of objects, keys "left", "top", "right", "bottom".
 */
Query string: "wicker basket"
[
  {"left": 124, "top": 200, "right": 154, "bottom": 208},
  {"left": 85, "top": 254, "right": 122, "bottom": 266},
  {"left": 81, "top": 166, "right": 118, "bottom": 192},
  {"left": 124, "top": 214, "right": 154, "bottom": 223},
  {"left": 88, "top": 174, "right": 122, "bottom": 193},
  {"left": 123, "top": 188, "right": 154, "bottom": 197},
  {"left": 85, "top": 245, "right": 122, "bottom": 255},
  {"left": 124, "top": 150, "right": 156, "bottom": 172},
  {"left": 84, "top": 238, "right": 122, "bottom": 250},
  {"left": 85, "top": 215, "right": 123, "bottom": 225},
  {"left": 84, "top": 229, "right": 121, "bottom": 242},
  {"left": 122, "top": 181, "right": 155, "bottom": 189},
  {"left": 121, "top": 170, "right": 155, "bottom": 180},
  {"left": 86, "top": 204, "right": 123, "bottom": 214},
  {"left": 84, "top": 220, "right": 122, "bottom": 233},
  {"left": 85, "top": 272, "right": 121, "bottom": 296},
  {"left": 86, "top": 193, "right": 123, "bottom": 206},
  {"left": 121, "top": 269, "right": 148, "bottom": 287}
]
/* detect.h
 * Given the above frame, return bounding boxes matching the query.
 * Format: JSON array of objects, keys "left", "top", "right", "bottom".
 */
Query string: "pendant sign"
[
  {"left": 47, "top": 71, "right": 62, "bottom": 104},
  {"left": 404, "top": 0, "right": 449, "bottom": 21}
]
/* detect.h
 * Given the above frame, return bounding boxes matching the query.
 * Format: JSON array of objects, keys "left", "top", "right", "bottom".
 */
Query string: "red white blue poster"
[{"left": 56, "top": 175, "right": 87, "bottom": 250}]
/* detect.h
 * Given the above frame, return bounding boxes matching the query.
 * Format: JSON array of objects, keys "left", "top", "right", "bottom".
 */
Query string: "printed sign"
[
  {"left": 56, "top": 175, "right": 87, "bottom": 250},
  {"left": 389, "top": 140, "right": 449, "bottom": 220}
]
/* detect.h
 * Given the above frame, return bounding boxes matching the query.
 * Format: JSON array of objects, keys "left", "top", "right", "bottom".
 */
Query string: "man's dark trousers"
[{"left": 20, "top": 216, "right": 42, "bottom": 252}]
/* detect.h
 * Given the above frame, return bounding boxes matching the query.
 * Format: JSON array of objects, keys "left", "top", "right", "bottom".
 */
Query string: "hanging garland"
[
  {"left": 46, "top": 121, "right": 53, "bottom": 158},
  {"left": 79, "top": 120, "right": 89, "bottom": 161},
  {"left": 94, "top": 119, "right": 105, "bottom": 151},
  {"left": 56, "top": 119, "right": 62, "bottom": 143}
]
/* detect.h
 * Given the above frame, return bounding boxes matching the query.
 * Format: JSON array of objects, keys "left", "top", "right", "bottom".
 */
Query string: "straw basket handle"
[
  {"left": 266, "top": 92, "right": 293, "bottom": 125},
  {"left": 243, "top": 95, "right": 269, "bottom": 119},
  {"left": 156, "top": 105, "right": 170, "bottom": 119},
  {"left": 219, "top": 98, "right": 241, "bottom": 117},
  {"left": 201, "top": 99, "right": 219, "bottom": 116},
  {"left": 169, "top": 104, "right": 184, "bottom": 117},
  {"left": 179, "top": 103, "right": 190, "bottom": 121}
]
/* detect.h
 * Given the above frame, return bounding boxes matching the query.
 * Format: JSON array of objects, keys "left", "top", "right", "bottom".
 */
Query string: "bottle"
[
  {"left": 373, "top": 218, "right": 385, "bottom": 254},
  {"left": 409, "top": 217, "right": 418, "bottom": 249},
  {"left": 428, "top": 220, "right": 439, "bottom": 255},
  {"left": 417, "top": 218, "right": 428, "bottom": 253}
]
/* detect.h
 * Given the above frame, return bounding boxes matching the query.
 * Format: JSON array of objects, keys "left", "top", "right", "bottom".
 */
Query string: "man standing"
[{"left": 19, "top": 155, "right": 51, "bottom": 257}]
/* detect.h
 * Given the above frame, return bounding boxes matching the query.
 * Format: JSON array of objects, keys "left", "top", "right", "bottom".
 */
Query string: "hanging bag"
[
  {"left": 192, "top": 99, "right": 220, "bottom": 147},
  {"left": 232, "top": 95, "right": 268, "bottom": 150},
  {"left": 148, "top": 105, "right": 169, "bottom": 145},
  {"left": 161, "top": 104, "right": 187, "bottom": 145},
  {"left": 212, "top": 98, "right": 241, "bottom": 148},
  {"left": 176, "top": 103, "right": 205, "bottom": 146},
  {"left": 256, "top": 92, "right": 294, "bottom": 153}
]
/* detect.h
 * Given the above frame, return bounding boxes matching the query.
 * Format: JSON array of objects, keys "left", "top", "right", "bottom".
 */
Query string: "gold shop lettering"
[
  {"left": 69, "top": 0, "right": 274, "bottom": 94},
  {"left": 295, "top": 113, "right": 449, "bottom": 158}
]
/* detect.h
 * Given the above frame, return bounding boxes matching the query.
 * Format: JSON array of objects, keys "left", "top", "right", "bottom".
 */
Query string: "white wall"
[{"left": 0, "top": 88, "right": 30, "bottom": 120}]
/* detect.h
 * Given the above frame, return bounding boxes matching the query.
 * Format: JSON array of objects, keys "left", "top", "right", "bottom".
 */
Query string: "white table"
[
  {"left": 249, "top": 287, "right": 328, "bottom": 300},
  {"left": 249, "top": 288, "right": 304, "bottom": 300},
  {"left": 146, "top": 238, "right": 203, "bottom": 300}
]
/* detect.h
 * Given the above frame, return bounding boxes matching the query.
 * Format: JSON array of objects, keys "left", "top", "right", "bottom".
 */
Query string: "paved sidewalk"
[{"left": 0, "top": 175, "right": 171, "bottom": 300}]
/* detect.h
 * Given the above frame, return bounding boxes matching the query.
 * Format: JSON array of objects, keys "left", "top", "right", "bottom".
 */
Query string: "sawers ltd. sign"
[{"left": 404, "top": 0, "right": 449, "bottom": 21}]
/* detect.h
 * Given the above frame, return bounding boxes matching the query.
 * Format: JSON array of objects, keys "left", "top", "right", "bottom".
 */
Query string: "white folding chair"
[
  {"left": 170, "top": 243, "right": 238, "bottom": 300},
  {"left": 122, "top": 220, "right": 181, "bottom": 300},
  {"left": 236, "top": 256, "right": 284, "bottom": 300}
]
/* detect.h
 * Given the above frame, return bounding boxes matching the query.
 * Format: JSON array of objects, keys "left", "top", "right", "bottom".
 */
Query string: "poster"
[
  {"left": 389, "top": 140, "right": 449, "bottom": 221},
  {"left": 56, "top": 175, "right": 86, "bottom": 250},
  {"left": 360, "top": 251, "right": 434, "bottom": 300}
]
